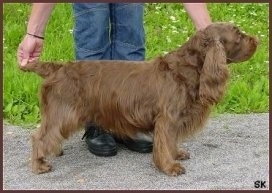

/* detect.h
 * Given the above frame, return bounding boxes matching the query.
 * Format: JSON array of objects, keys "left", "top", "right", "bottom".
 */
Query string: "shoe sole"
[
  {"left": 87, "top": 145, "right": 117, "bottom": 157},
  {"left": 125, "top": 144, "right": 153, "bottom": 153}
]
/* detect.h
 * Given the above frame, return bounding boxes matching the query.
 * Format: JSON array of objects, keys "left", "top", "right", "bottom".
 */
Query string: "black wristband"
[{"left": 27, "top": 33, "right": 44, "bottom": 40}]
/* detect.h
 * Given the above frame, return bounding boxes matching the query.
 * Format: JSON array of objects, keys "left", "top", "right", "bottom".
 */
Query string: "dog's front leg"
[{"left": 153, "top": 115, "right": 186, "bottom": 176}]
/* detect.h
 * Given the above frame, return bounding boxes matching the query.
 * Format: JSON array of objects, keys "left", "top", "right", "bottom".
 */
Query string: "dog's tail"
[{"left": 19, "top": 61, "right": 63, "bottom": 78}]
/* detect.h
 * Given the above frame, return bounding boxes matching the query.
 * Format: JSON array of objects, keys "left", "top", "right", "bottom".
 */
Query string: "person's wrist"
[
  {"left": 26, "top": 32, "right": 44, "bottom": 40},
  {"left": 27, "top": 24, "right": 45, "bottom": 39}
]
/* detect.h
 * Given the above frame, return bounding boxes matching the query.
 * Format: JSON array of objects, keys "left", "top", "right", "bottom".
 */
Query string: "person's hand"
[{"left": 17, "top": 34, "right": 44, "bottom": 66}]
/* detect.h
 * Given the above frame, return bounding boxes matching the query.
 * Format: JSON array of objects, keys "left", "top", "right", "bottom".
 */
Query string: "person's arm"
[
  {"left": 183, "top": 3, "right": 212, "bottom": 30},
  {"left": 17, "top": 3, "right": 55, "bottom": 66},
  {"left": 26, "top": 3, "right": 55, "bottom": 36}
]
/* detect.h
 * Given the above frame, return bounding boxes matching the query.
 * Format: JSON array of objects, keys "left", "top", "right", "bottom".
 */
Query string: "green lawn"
[{"left": 3, "top": 3, "right": 269, "bottom": 126}]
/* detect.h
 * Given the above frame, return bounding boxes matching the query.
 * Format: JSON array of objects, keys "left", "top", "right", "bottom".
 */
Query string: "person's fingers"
[
  {"left": 21, "top": 58, "right": 29, "bottom": 67},
  {"left": 28, "top": 57, "right": 39, "bottom": 63},
  {"left": 20, "top": 50, "right": 30, "bottom": 66},
  {"left": 31, "top": 52, "right": 41, "bottom": 57},
  {"left": 17, "top": 35, "right": 44, "bottom": 67}
]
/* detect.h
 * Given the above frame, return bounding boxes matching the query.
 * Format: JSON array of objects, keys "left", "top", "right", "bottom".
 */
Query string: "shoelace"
[
  {"left": 81, "top": 130, "right": 91, "bottom": 140},
  {"left": 81, "top": 124, "right": 104, "bottom": 140}
]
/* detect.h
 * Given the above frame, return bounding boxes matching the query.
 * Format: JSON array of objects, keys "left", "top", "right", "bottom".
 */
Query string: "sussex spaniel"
[{"left": 20, "top": 22, "right": 258, "bottom": 176}]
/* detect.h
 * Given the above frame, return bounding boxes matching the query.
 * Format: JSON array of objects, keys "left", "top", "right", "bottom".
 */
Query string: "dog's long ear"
[
  {"left": 183, "top": 31, "right": 206, "bottom": 68},
  {"left": 199, "top": 40, "right": 229, "bottom": 105}
]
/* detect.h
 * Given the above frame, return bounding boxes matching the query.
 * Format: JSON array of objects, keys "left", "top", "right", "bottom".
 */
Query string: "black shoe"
[
  {"left": 82, "top": 123, "right": 117, "bottom": 157},
  {"left": 115, "top": 137, "right": 153, "bottom": 153}
]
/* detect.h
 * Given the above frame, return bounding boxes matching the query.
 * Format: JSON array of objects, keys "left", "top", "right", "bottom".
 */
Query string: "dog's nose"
[{"left": 252, "top": 36, "right": 259, "bottom": 46}]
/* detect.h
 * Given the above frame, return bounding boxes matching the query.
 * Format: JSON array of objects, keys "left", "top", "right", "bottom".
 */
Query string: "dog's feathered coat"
[{"left": 20, "top": 23, "right": 258, "bottom": 175}]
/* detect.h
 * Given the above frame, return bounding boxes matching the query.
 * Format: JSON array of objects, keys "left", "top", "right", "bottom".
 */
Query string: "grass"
[{"left": 3, "top": 3, "right": 269, "bottom": 127}]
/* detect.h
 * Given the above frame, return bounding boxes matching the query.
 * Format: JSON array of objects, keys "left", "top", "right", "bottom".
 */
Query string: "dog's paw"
[
  {"left": 165, "top": 162, "right": 186, "bottom": 176},
  {"left": 176, "top": 149, "right": 190, "bottom": 160},
  {"left": 32, "top": 159, "right": 52, "bottom": 174},
  {"left": 54, "top": 149, "right": 64, "bottom": 157}
]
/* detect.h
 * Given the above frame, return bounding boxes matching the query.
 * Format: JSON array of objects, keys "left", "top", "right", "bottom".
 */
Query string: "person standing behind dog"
[{"left": 17, "top": 3, "right": 212, "bottom": 157}]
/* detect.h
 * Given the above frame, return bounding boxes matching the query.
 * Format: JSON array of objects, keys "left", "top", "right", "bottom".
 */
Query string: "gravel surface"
[{"left": 3, "top": 113, "right": 269, "bottom": 190}]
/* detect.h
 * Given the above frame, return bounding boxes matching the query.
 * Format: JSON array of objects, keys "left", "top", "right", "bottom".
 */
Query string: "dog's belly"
[
  {"left": 84, "top": 64, "right": 158, "bottom": 138},
  {"left": 89, "top": 96, "right": 156, "bottom": 138}
]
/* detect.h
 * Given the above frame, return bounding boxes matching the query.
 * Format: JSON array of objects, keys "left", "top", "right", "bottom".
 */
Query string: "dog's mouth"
[
  {"left": 226, "top": 58, "right": 232, "bottom": 64},
  {"left": 229, "top": 48, "right": 257, "bottom": 64},
  {"left": 228, "top": 55, "right": 250, "bottom": 64}
]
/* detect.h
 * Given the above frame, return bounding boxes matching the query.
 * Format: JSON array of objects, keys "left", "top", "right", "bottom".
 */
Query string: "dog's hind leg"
[
  {"left": 31, "top": 126, "right": 58, "bottom": 174},
  {"left": 31, "top": 105, "right": 81, "bottom": 174},
  {"left": 153, "top": 114, "right": 186, "bottom": 176}
]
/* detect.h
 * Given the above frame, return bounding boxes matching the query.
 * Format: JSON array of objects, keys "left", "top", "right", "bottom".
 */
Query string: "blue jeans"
[{"left": 73, "top": 3, "right": 145, "bottom": 61}]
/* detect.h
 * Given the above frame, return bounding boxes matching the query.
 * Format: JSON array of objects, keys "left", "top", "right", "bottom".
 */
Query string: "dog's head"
[
  {"left": 202, "top": 22, "right": 258, "bottom": 64},
  {"left": 192, "top": 23, "right": 258, "bottom": 105}
]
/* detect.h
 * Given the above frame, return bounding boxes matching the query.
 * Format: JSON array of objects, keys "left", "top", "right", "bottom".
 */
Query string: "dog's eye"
[
  {"left": 235, "top": 37, "right": 241, "bottom": 44},
  {"left": 220, "top": 39, "right": 227, "bottom": 44},
  {"left": 235, "top": 33, "right": 243, "bottom": 44}
]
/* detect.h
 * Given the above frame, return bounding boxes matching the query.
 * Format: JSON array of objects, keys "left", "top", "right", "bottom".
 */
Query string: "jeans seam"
[
  {"left": 110, "top": 4, "right": 116, "bottom": 59},
  {"left": 76, "top": 42, "right": 110, "bottom": 54},
  {"left": 112, "top": 40, "right": 144, "bottom": 49}
]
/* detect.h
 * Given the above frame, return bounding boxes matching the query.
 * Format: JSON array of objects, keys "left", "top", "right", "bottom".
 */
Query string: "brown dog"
[{"left": 20, "top": 23, "right": 258, "bottom": 176}]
